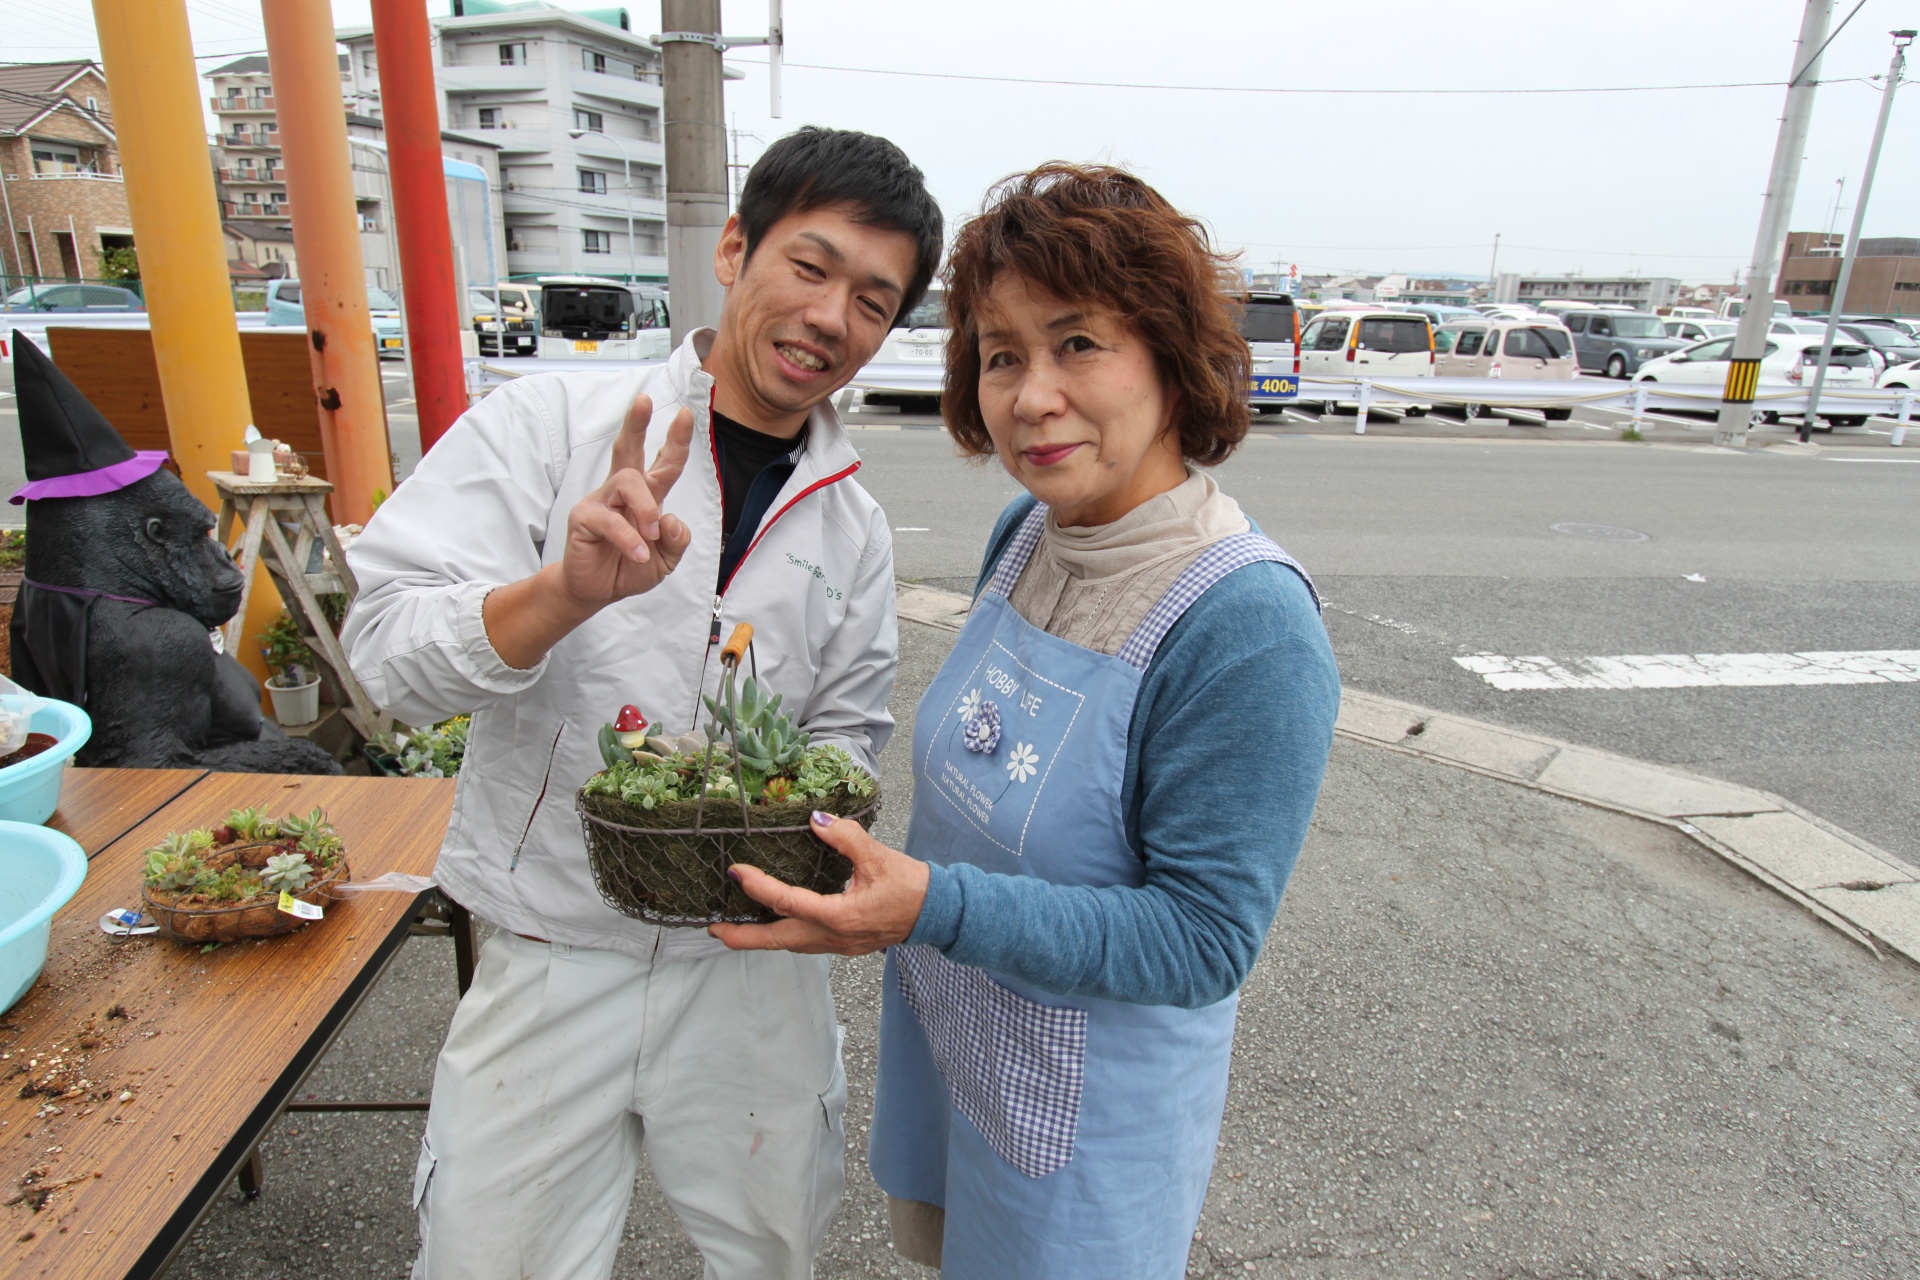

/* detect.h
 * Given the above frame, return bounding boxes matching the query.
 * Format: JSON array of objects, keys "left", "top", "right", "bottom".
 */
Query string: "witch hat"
[{"left": 8, "top": 332, "right": 168, "bottom": 505}]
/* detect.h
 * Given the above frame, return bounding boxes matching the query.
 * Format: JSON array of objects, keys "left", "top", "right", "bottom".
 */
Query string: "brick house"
[{"left": 0, "top": 61, "right": 132, "bottom": 285}]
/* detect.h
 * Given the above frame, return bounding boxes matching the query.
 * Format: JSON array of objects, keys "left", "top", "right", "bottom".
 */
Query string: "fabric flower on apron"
[{"left": 961, "top": 696, "right": 1002, "bottom": 754}]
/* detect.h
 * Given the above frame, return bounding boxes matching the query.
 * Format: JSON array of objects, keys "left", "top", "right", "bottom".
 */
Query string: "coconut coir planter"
[
  {"left": 138, "top": 807, "right": 351, "bottom": 944},
  {"left": 575, "top": 624, "right": 878, "bottom": 928}
]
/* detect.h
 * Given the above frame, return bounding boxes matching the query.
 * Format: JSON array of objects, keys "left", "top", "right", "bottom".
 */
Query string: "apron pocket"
[{"left": 894, "top": 944, "right": 1087, "bottom": 1179}]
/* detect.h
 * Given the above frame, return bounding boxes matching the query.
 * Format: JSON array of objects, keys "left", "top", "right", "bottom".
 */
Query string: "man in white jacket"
[{"left": 342, "top": 127, "right": 943, "bottom": 1280}]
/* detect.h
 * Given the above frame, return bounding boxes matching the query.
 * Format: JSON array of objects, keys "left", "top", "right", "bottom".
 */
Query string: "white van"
[
  {"left": 1717, "top": 296, "right": 1793, "bottom": 321},
  {"left": 1297, "top": 310, "right": 1433, "bottom": 414},
  {"left": 534, "top": 277, "right": 670, "bottom": 360}
]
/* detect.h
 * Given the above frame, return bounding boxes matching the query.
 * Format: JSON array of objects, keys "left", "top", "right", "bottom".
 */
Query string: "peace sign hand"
[{"left": 559, "top": 393, "right": 695, "bottom": 609}]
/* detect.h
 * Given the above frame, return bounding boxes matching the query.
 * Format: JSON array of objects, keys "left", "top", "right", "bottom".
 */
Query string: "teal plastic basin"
[
  {"left": 0, "top": 821, "right": 87, "bottom": 1014},
  {"left": 0, "top": 699, "right": 90, "bottom": 826}
]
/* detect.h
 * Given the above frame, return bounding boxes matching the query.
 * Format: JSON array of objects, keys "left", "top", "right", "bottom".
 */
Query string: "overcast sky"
[{"left": 7, "top": 0, "right": 1914, "bottom": 283}]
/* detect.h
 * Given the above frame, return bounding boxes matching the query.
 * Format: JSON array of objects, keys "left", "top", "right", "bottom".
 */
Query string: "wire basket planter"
[
  {"left": 141, "top": 848, "right": 352, "bottom": 944},
  {"left": 575, "top": 622, "right": 880, "bottom": 927}
]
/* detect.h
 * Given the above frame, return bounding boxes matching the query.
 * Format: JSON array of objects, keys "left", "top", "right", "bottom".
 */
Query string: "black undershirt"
[{"left": 712, "top": 409, "right": 807, "bottom": 589}]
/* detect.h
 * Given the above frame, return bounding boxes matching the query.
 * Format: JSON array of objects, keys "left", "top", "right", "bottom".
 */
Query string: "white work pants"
[{"left": 409, "top": 930, "right": 847, "bottom": 1280}]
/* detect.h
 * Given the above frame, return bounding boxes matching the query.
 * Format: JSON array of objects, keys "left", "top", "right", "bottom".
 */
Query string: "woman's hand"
[{"left": 709, "top": 812, "right": 930, "bottom": 956}]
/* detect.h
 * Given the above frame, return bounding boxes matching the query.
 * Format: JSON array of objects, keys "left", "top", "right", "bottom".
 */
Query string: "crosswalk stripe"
[{"left": 1455, "top": 650, "right": 1920, "bottom": 690}]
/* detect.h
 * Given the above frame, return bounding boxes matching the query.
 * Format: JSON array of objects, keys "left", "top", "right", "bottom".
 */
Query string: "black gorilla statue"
[{"left": 8, "top": 335, "right": 339, "bottom": 774}]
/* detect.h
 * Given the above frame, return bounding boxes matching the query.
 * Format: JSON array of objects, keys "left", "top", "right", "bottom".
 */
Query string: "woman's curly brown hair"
[{"left": 941, "top": 163, "right": 1250, "bottom": 466}]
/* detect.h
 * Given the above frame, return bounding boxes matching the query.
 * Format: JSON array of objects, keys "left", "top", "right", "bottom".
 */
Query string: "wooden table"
[{"left": 0, "top": 770, "right": 457, "bottom": 1279}]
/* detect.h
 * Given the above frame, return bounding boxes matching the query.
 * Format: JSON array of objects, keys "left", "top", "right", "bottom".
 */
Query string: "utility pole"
[
  {"left": 1487, "top": 233, "right": 1501, "bottom": 298},
  {"left": 1802, "top": 29, "right": 1912, "bottom": 443},
  {"left": 660, "top": 0, "right": 727, "bottom": 345},
  {"left": 1714, "top": 0, "right": 1837, "bottom": 448}
]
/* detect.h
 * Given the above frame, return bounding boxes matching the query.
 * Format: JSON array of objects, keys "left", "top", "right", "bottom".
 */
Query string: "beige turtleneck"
[{"left": 1006, "top": 469, "right": 1251, "bottom": 654}]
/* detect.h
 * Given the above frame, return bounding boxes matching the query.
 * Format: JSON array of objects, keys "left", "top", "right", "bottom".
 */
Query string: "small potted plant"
[
  {"left": 259, "top": 611, "right": 321, "bottom": 726},
  {"left": 365, "top": 715, "right": 470, "bottom": 778},
  {"left": 139, "top": 805, "right": 351, "bottom": 943},
  {"left": 575, "top": 633, "right": 878, "bottom": 926}
]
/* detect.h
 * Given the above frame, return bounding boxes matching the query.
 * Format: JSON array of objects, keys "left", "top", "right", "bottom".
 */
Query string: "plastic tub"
[
  {"left": 0, "top": 821, "right": 87, "bottom": 1014},
  {"left": 0, "top": 698, "right": 90, "bottom": 825}
]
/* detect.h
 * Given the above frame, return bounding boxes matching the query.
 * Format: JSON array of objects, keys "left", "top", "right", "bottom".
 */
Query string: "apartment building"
[
  {"left": 1493, "top": 272, "right": 1680, "bottom": 312},
  {"left": 1777, "top": 230, "right": 1920, "bottom": 317},
  {"left": 337, "top": 0, "right": 668, "bottom": 282},
  {"left": 0, "top": 61, "right": 133, "bottom": 284}
]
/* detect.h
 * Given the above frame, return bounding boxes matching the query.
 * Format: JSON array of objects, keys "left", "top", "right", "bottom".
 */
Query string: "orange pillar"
[
  {"left": 91, "top": 0, "right": 279, "bottom": 693},
  {"left": 261, "top": 0, "right": 393, "bottom": 526}
]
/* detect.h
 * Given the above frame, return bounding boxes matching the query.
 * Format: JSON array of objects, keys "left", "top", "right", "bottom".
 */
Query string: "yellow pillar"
[
  {"left": 91, "top": 0, "right": 280, "bottom": 692},
  {"left": 262, "top": 0, "right": 393, "bottom": 528}
]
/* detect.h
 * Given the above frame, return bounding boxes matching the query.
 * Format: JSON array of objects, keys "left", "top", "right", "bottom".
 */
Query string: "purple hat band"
[{"left": 10, "top": 451, "right": 169, "bottom": 505}]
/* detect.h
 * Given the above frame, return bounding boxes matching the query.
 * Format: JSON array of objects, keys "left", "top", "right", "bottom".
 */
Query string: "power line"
[{"left": 730, "top": 58, "right": 1803, "bottom": 96}]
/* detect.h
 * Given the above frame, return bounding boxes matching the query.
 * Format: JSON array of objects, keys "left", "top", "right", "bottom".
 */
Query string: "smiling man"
[{"left": 341, "top": 128, "right": 942, "bottom": 1280}]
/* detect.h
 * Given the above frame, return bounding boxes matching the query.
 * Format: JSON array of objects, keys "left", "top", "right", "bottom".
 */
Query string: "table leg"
[{"left": 237, "top": 1146, "right": 265, "bottom": 1200}]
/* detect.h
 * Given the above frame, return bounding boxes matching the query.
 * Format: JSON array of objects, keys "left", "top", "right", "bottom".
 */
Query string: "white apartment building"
[{"left": 337, "top": 1, "right": 668, "bottom": 283}]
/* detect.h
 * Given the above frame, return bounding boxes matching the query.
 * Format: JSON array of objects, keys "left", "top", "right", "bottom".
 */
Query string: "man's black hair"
[{"left": 737, "top": 126, "right": 944, "bottom": 321}]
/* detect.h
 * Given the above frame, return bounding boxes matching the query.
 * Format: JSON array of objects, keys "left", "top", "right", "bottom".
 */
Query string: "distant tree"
[{"left": 100, "top": 245, "right": 139, "bottom": 283}]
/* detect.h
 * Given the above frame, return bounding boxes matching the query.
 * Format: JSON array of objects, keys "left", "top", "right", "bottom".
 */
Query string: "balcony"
[
  {"left": 211, "top": 94, "right": 276, "bottom": 113},
  {"left": 223, "top": 131, "right": 281, "bottom": 150},
  {"left": 29, "top": 163, "right": 119, "bottom": 181},
  {"left": 568, "top": 131, "right": 664, "bottom": 167},
  {"left": 225, "top": 201, "right": 289, "bottom": 219},
  {"left": 219, "top": 168, "right": 284, "bottom": 185}
]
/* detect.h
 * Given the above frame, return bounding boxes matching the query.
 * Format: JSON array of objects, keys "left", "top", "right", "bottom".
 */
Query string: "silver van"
[{"left": 1563, "top": 310, "right": 1683, "bottom": 378}]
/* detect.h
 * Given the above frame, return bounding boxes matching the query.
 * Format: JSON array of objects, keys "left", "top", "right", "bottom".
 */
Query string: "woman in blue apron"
[{"left": 713, "top": 164, "right": 1340, "bottom": 1278}]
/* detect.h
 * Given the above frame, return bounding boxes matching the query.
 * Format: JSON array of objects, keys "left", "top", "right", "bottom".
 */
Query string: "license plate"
[
  {"left": 382, "top": 338, "right": 401, "bottom": 349},
  {"left": 574, "top": 340, "right": 599, "bottom": 353}
]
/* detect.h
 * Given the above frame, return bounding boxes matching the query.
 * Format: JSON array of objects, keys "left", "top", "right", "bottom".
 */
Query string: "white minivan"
[{"left": 1297, "top": 310, "right": 1433, "bottom": 414}]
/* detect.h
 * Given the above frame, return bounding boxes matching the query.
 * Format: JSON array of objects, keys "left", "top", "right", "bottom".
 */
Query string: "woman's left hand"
[{"left": 709, "top": 812, "right": 930, "bottom": 955}]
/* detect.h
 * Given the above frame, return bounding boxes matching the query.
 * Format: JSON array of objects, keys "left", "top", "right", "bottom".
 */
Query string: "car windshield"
[
  {"left": 1237, "top": 302, "right": 1297, "bottom": 343},
  {"left": 894, "top": 294, "right": 946, "bottom": 330},
  {"left": 468, "top": 290, "right": 500, "bottom": 313},
  {"left": 543, "top": 285, "right": 633, "bottom": 331},
  {"left": 1816, "top": 345, "right": 1876, "bottom": 369},
  {"left": 1608, "top": 315, "right": 1667, "bottom": 338},
  {"left": 367, "top": 287, "right": 400, "bottom": 310},
  {"left": 1356, "top": 317, "right": 1429, "bottom": 353}
]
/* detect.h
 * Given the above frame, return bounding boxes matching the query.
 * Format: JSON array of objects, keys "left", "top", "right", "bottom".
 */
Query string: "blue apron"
[{"left": 869, "top": 504, "right": 1317, "bottom": 1279}]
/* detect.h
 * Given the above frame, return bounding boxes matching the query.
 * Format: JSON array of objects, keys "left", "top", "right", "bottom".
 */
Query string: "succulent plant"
[
  {"left": 143, "top": 841, "right": 201, "bottom": 893},
  {"left": 705, "top": 676, "right": 810, "bottom": 776},
  {"left": 277, "top": 808, "right": 327, "bottom": 843},
  {"left": 761, "top": 776, "right": 793, "bottom": 803},
  {"left": 262, "top": 852, "right": 315, "bottom": 894}
]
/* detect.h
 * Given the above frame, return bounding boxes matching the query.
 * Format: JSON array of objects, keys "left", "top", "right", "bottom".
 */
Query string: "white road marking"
[
  {"left": 1456, "top": 650, "right": 1920, "bottom": 691},
  {"left": 1282, "top": 410, "right": 1320, "bottom": 425},
  {"left": 1826, "top": 457, "right": 1920, "bottom": 464},
  {"left": 894, "top": 526, "right": 929, "bottom": 532}
]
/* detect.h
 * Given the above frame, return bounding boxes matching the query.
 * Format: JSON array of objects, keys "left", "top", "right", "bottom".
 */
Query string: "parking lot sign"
[{"left": 1248, "top": 373, "right": 1299, "bottom": 400}]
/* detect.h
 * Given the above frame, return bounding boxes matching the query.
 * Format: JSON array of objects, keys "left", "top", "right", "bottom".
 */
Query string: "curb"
[{"left": 895, "top": 581, "right": 1920, "bottom": 968}]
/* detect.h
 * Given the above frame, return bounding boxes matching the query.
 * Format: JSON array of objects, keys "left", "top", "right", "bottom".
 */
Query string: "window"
[
  {"left": 1608, "top": 314, "right": 1666, "bottom": 338},
  {"left": 478, "top": 107, "right": 501, "bottom": 129},
  {"left": 499, "top": 43, "right": 526, "bottom": 66},
  {"left": 1454, "top": 329, "right": 1485, "bottom": 356},
  {"left": 29, "top": 142, "right": 87, "bottom": 175},
  {"left": 1433, "top": 329, "right": 1457, "bottom": 354},
  {"left": 278, "top": 282, "right": 301, "bottom": 303},
  {"left": 360, "top": 51, "right": 376, "bottom": 75},
  {"left": 1684, "top": 339, "right": 1735, "bottom": 363},
  {"left": 1235, "top": 300, "right": 1297, "bottom": 344},
  {"left": 1504, "top": 327, "right": 1570, "bottom": 359},
  {"left": 1895, "top": 281, "right": 1920, "bottom": 292},
  {"left": 1310, "top": 318, "right": 1351, "bottom": 351},
  {"left": 1564, "top": 314, "right": 1588, "bottom": 333},
  {"left": 578, "top": 169, "right": 607, "bottom": 194},
  {"left": 1356, "top": 318, "right": 1430, "bottom": 353},
  {"left": 1587, "top": 316, "right": 1612, "bottom": 337},
  {"left": 583, "top": 229, "right": 611, "bottom": 254},
  {"left": 1783, "top": 280, "right": 1832, "bottom": 296},
  {"left": 574, "top": 109, "right": 603, "bottom": 133},
  {"left": 584, "top": 50, "right": 607, "bottom": 73},
  {"left": 85, "top": 96, "right": 98, "bottom": 112}
]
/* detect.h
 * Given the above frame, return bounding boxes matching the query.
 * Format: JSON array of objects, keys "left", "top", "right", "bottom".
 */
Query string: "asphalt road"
[
  {"left": 844, "top": 415, "right": 1920, "bottom": 871},
  {"left": 160, "top": 617, "right": 1920, "bottom": 1280}
]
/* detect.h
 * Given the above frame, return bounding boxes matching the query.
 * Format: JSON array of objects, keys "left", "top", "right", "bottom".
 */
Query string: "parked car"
[
  {"left": 1, "top": 283, "right": 144, "bottom": 312},
  {"left": 264, "top": 279, "right": 405, "bottom": 358},
  {"left": 1717, "top": 296, "right": 1793, "bottom": 320},
  {"left": 1770, "top": 318, "right": 1829, "bottom": 337},
  {"left": 1838, "top": 323, "right": 1920, "bottom": 368},
  {"left": 1399, "top": 303, "right": 1479, "bottom": 327},
  {"left": 1563, "top": 310, "right": 1684, "bottom": 378},
  {"left": 1433, "top": 318, "right": 1578, "bottom": 419},
  {"left": 1297, "top": 310, "right": 1432, "bottom": 414},
  {"left": 1664, "top": 318, "right": 1737, "bottom": 343},
  {"left": 1841, "top": 314, "right": 1919, "bottom": 340},
  {"left": 469, "top": 286, "right": 538, "bottom": 357},
  {"left": 1877, "top": 358, "right": 1920, "bottom": 390},
  {"left": 1633, "top": 334, "right": 1879, "bottom": 428},
  {"left": 534, "top": 277, "right": 670, "bottom": 360},
  {"left": 1234, "top": 291, "right": 1300, "bottom": 374},
  {"left": 1665, "top": 306, "right": 1717, "bottom": 323},
  {"left": 865, "top": 287, "right": 948, "bottom": 412}
]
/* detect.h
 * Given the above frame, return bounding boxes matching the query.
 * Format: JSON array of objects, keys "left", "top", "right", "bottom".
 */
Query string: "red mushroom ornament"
[{"left": 613, "top": 704, "right": 649, "bottom": 750}]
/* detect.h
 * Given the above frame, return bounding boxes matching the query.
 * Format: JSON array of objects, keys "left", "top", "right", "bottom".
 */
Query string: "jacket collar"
[{"left": 665, "top": 328, "right": 862, "bottom": 486}]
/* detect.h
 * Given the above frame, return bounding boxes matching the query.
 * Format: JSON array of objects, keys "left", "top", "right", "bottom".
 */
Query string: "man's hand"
[
  {"left": 558, "top": 394, "right": 694, "bottom": 608},
  {"left": 482, "top": 393, "right": 696, "bottom": 671},
  {"left": 709, "top": 813, "right": 930, "bottom": 956}
]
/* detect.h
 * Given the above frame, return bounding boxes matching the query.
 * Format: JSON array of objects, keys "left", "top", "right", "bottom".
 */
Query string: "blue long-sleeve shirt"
[{"left": 903, "top": 497, "right": 1341, "bottom": 1009}]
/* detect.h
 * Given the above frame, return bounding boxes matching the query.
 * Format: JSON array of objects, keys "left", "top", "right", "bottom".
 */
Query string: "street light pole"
[
  {"left": 570, "top": 127, "right": 639, "bottom": 284},
  {"left": 1713, "top": 0, "right": 1836, "bottom": 448},
  {"left": 1802, "top": 29, "right": 1911, "bottom": 443},
  {"left": 1487, "top": 233, "right": 1500, "bottom": 299}
]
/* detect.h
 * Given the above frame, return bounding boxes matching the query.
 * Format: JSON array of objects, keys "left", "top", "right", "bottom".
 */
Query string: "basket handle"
[{"left": 721, "top": 623, "right": 754, "bottom": 667}]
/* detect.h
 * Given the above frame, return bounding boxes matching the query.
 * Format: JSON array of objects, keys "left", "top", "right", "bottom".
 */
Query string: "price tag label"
[{"left": 278, "top": 892, "right": 324, "bottom": 921}]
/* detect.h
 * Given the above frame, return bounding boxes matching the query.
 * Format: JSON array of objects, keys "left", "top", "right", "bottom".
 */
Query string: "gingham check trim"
[
  {"left": 894, "top": 944, "right": 1088, "bottom": 1179},
  {"left": 982, "top": 504, "right": 1050, "bottom": 600},
  {"left": 1114, "top": 533, "right": 1321, "bottom": 671}
]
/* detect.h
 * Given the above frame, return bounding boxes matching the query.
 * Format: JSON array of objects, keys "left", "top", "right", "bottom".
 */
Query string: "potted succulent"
[
  {"left": 365, "top": 715, "right": 470, "bottom": 778},
  {"left": 139, "top": 805, "right": 350, "bottom": 943},
  {"left": 259, "top": 611, "right": 321, "bottom": 726},
  {"left": 575, "top": 655, "right": 878, "bottom": 926}
]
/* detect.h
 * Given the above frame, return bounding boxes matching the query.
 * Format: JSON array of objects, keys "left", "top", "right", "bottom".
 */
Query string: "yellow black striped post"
[{"left": 1723, "top": 358, "right": 1762, "bottom": 404}]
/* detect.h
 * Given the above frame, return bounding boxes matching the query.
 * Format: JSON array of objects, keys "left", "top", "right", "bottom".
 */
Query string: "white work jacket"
[{"left": 342, "top": 331, "right": 898, "bottom": 961}]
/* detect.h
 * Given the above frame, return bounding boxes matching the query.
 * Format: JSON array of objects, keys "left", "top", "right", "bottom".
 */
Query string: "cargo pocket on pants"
[{"left": 893, "top": 944, "right": 1088, "bottom": 1179}]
